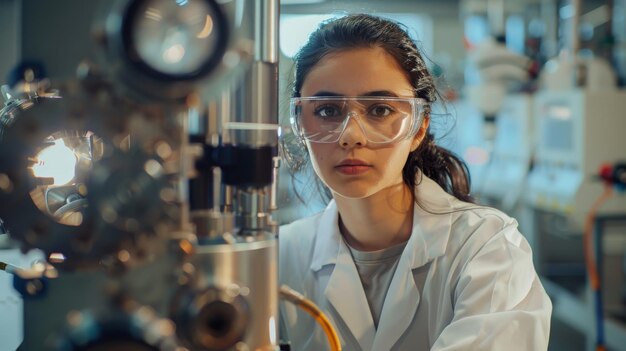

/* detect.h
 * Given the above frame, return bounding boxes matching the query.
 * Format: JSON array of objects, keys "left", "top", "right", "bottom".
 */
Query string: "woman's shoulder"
[
  {"left": 452, "top": 202, "right": 517, "bottom": 234},
  {"left": 278, "top": 211, "right": 326, "bottom": 261},
  {"left": 446, "top": 201, "right": 525, "bottom": 259},
  {"left": 278, "top": 212, "right": 327, "bottom": 286},
  {"left": 280, "top": 211, "right": 324, "bottom": 242},
  {"left": 415, "top": 176, "right": 517, "bottom": 241}
]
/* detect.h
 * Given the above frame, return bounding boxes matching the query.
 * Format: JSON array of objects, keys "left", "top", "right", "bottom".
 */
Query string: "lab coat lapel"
[
  {"left": 311, "top": 176, "right": 457, "bottom": 351},
  {"left": 373, "top": 175, "right": 456, "bottom": 351},
  {"left": 372, "top": 226, "right": 426, "bottom": 351},
  {"left": 310, "top": 200, "right": 376, "bottom": 350},
  {"left": 325, "top": 242, "right": 376, "bottom": 350}
]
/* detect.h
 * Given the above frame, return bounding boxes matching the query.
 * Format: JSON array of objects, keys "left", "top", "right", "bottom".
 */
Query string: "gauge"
[{"left": 123, "top": 0, "right": 227, "bottom": 79}]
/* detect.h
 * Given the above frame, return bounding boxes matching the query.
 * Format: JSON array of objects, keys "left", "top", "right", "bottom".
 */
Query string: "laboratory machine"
[
  {"left": 525, "top": 88, "right": 626, "bottom": 350},
  {"left": 480, "top": 93, "right": 534, "bottom": 229}
]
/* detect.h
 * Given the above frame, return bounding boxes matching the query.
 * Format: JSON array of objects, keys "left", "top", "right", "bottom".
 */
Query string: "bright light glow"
[
  {"left": 49, "top": 252, "right": 66, "bottom": 263},
  {"left": 176, "top": 0, "right": 188, "bottom": 6},
  {"left": 31, "top": 140, "right": 77, "bottom": 185},
  {"left": 196, "top": 15, "right": 214, "bottom": 38},
  {"left": 269, "top": 316, "right": 277, "bottom": 345},
  {"left": 280, "top": 14, "right": 340, "bottom": 58},
  {"left": 548, "top": 105, "right": 572, "bottom": 120},
  {"left": 163, "top": 44, "right": 186, "bottom": 64},
  {"left": 144, "top": 159, "right": 163, "bottom": 178}
]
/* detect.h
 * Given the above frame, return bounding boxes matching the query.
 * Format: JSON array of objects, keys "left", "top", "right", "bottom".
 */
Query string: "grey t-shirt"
[{"left": 346, "top": 241, "right": 407, "bottom": 329}]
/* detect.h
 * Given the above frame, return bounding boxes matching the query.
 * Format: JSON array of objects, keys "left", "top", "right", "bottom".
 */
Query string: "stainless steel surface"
[
  {"left": 255, "top": 0, "right": 280, "bottom": 63},
  {"left": 229, "top": 61, "right": 279, "bottom": 147},
  {"left": 237, "top": 188, "right": 270, "bottom": 234},
  {"left": 190, "top": 239, "right": 279, "bottom": 350},
  {"left": 270, "top": 157, "right": 280, "bottom": 212},
  {"left": 191, "top": 210, "right": 235, "bottom": 239}
]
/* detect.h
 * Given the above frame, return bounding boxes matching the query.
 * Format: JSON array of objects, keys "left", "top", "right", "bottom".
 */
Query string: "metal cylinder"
[
  {"left": 229, "top": 61, "right": 279, "bottom": 148},
  {"left": 255, "top": 0, "right": 279, "bottom": 64},
  {"left": 236, "top": 187, "right": 270, "bottom": 234},
  {"left": 178, "top": 239, "right": 279, "bottom": 350}
]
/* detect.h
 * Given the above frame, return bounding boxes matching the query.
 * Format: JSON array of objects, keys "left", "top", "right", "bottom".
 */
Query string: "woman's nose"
[{"left": 338, "top": 114, "right": 367, "bottom": 147}]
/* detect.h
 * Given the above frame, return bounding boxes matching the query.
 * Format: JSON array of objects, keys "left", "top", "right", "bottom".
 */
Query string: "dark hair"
[{"left": 290, "top": 14, "right": 473, "bottom": 203}]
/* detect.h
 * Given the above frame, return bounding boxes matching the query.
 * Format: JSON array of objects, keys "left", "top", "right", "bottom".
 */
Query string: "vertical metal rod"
[
  {"left": 571, "top": 0, "right": 581, "bottom": 55},
  {"left": 212, "top": 167, "right": 222, "bottom": 212},
  {"left": 179, "top": 110, "right": 191, "bottom": 230},
  {"left": 255, "top": 0, "right": 279, "bottom": 64},
  {"left": 206, "top": 99, "right": 219, "bottom": 146},
  {"left": 219, "top": 88, "right": 231, "bottom": 145},
  {"left": 269, "top": 156, "right": 280, "bottom": 212},
  {"left": 224, "top": 185, "right": 233, "bottom": 212}
]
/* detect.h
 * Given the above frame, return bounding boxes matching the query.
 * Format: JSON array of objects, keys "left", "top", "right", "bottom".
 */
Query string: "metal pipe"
[
  {"left": 212, "top": 167, "right": 222, "bottom": 212},
  {"left": 269, "top": 156, "right": 280, "bottom": 212},
  {"left": 219, "top": 88, "right": 231, "bottom": 145},
  {"left": 255, "top": 0, "right": 279, "bottom": 64},
  {"left": 228, "top": 0, "right": 278, "bottom": 145},
  {"left": 178, "top": 109, "right": 191, "bottom": 231},
  {"left": 571, "top": 0, "right": 581, "bottom": 55}
]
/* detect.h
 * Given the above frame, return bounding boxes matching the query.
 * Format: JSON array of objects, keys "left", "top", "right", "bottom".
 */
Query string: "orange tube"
[{"left": 279, "top": 285, "right": 342, "bottom": 351}]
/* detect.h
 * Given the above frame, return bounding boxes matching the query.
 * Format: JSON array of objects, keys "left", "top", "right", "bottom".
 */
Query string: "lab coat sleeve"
[{"left": 431, "top": 223, "right": 552, "bottom": 351}]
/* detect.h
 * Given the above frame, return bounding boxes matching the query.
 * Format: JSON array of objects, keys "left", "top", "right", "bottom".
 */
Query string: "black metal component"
[
  {"left": 196, "top": 144, "right": 275, "bottom": 188},
  {"left": 189, "top": 171, "right": 212, "bottom": 211}
]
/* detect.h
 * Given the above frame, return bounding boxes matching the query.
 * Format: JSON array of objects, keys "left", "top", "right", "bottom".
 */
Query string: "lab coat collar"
[
  {"left": 310, "top": 199, "right": 376, "bottom": 349},
  {"left": 310, "top": 174, "right": 456, "bottom": 273},
  {"left": 310, "top": 174, "right": 457, "bottom": 350},
  {"left": 406, "top": 173, "right": 457, "bottom": 268},
  {"left": 309, "top": 200, "right": 341, "bottom": 272}
]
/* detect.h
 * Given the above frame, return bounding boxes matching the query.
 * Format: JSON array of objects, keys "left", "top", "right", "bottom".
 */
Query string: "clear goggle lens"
[{"left": 290, "top": 96, "right": 428, "bottom": 144}]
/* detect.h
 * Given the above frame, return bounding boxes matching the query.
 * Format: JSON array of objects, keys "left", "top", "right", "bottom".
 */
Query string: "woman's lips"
[{"left": 335, "top": 159, "right": 372, "bottom": 175}]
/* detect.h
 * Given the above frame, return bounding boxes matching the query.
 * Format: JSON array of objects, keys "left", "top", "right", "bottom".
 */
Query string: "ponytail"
[{"left": 404, "top": 133, "right": 473, "bottom": 203}]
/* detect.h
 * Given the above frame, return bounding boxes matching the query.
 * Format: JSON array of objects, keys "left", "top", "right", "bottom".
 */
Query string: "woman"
[{"left": 279, "top": 14, "right": 551, "bottom": 351}]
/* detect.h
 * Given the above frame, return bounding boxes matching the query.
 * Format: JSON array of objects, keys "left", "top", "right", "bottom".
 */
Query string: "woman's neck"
[{"left": 334, "top": 183, "right": 415, "bottom": 251}]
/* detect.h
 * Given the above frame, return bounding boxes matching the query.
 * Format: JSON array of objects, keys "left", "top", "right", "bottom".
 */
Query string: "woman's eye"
[
  {"left": 369, "top": 105, "right": 393, "bottom": 117},
  {"left": 314, "top": 105, "right": 341, "bottom": 118}
]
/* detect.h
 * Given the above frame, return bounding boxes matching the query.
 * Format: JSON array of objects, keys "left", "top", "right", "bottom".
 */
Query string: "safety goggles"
[{"left": 290, "top": 96, "right": 428, "bottom": 144}]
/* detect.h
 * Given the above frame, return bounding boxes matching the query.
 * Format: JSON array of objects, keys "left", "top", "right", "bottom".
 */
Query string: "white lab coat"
[{"left": 279, "top": 175, "right": 552, "bottom": 351}]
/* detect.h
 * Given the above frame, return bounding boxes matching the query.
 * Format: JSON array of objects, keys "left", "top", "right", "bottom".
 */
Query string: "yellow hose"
[{"left": 279, "top": 285, "right": 342, "bottom": 351}]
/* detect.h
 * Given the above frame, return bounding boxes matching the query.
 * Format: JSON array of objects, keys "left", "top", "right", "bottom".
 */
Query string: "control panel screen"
[{"left": 542, "top": 102, "right": 573, "bottom": 152}]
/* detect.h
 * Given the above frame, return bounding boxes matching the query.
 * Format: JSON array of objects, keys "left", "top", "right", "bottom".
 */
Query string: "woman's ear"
[{"left": 410, "top": 116, "right": 430, "bottom": 152}]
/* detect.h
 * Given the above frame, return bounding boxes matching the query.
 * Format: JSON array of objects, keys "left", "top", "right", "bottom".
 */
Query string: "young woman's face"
[{"left": 300, "top": 47, "right": 429, "bottom": 199}]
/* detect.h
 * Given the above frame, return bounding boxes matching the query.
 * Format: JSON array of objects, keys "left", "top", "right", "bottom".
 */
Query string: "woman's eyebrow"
[
  {"left": 312, "top": 91, "right": 343, "bottom": 97},
  {"left": 361, "top": 90, "right": 400, "bottom": 97},
  {"left": 310, "top": 90, "right": 400, "bottom": 97}
]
